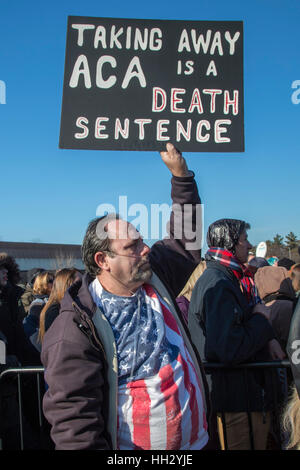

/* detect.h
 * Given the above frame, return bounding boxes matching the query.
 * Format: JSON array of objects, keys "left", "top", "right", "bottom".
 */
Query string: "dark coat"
[
  {"left": 44, "top": 302, "right": 60, "bottom": 333},
  {"left": 287, "top": 298, "right": 300, "bottom": 398},
  {"left": 0, "top": 285, "right": 41, "bottom": 366},
  {"left": 188, "top": 260, "right": 276, "bottom": 412},
  {"left": 23, "top": 295, "right": 48, "bottom": 339}
]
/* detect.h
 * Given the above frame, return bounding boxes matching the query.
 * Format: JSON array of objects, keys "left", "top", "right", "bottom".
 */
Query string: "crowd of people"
[{"left": 1, "top": 143, "right": 300, "bottom": 451}]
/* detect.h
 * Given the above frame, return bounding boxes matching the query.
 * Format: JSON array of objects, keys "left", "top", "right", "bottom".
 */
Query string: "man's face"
[
  {"left": 0, "top": 268, "right": 8, "bottom": 287},
  {"left": 234, "top": 230, "right": 252, "bottom": 264},
  {"left": 103, "top": 220, "right": 152, "bottom": 292}
]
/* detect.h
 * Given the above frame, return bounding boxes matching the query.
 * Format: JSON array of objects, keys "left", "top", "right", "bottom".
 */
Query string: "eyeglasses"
[{"left": 105, "top": 250, "right": 144, "bottom": 259}]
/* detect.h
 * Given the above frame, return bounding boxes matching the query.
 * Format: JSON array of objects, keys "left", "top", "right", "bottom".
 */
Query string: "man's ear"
[{"left": 94, "top": 252, "right": 110, "bottom": 272}]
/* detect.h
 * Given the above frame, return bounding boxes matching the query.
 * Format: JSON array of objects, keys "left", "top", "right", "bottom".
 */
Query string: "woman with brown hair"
[{"left": 38, "top": 268, "right": 81, "bottom": 343}]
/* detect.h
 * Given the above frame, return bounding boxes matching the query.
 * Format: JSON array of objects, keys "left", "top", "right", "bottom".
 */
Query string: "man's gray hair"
[{"left": 81, "top": 213, "right": 121, "bottom": 277}]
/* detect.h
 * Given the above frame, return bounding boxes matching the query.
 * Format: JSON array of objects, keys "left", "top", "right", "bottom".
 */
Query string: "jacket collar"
[{"left": 61, "top": 272, "right": 97, "bottom": 318}]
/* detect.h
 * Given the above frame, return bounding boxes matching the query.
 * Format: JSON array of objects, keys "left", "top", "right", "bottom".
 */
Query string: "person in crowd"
[
  {"left": 0, "top": 253, "right": 26, "bottom": 320},
  {"left": 0, "top": 324, "right": 41, "bottom": 450},
  {"left": 38, "top": 268, "right": 81, "bottom": 343},
  {"left": 21, "top": 268, "right": 45, "bottom": 314},
  {"left": 0, "top": 258, "right": 40, "bottom": 365},
  {"left": 255, "top": 266, "right": 297, "bottom": 350},
  {"left": 23, "top": 271, "right": 54, "bottom": 352},
  {"left": 41, "top": 143, "right": 210, "bottom": 451},
  {"left": 188, "top": 218, "right": 286, "bottom": 450},
  {"left": 247, "top": 256, "right": 269, "bottom": 277},
  {"left": 284, "top": 296, "right": 300, "bottom": 449},
  {"left": 278, "top": 258, "right": 296, "bottom": 272},
  {"left": 282, "top": 384, "right": 300, "bottom": 450},
  {"left": 268, "top": 257, "right": 279, "bottom": 266},
  {"left": 290, "top": 264, "right": 300, "bottom": 297},
  {"left": 176, "top": 260, "right": 206, "bottom": 323},
  {"left": 0, "top": 259, "right": 42, "bottom": 449}
]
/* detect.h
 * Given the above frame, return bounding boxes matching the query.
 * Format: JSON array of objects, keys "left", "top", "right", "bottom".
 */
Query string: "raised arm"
[{"left": 150, "top": 143, "right": 202, "bottom": 298}]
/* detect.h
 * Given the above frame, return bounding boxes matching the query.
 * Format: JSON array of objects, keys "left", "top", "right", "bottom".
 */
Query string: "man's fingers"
[
  {"left": 161, "top": 142, "right": 181, "bottom": 159},
  {"left": 166, "top": 142, "right": 174, "bottom": 152}
]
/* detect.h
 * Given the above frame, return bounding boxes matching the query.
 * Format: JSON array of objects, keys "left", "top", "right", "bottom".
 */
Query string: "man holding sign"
[{"left": 41, "top": 143, "right": 210, "bottom": 450}]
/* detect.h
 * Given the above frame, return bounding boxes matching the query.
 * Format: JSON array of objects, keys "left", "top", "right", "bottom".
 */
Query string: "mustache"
[{"left": 136, "top": 257, "right": 151, "bottom": 269}]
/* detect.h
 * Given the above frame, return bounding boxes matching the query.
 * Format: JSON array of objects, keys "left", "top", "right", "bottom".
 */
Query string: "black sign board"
[{"left": 59, "top": 16, "right": 244, "bottom": 152}]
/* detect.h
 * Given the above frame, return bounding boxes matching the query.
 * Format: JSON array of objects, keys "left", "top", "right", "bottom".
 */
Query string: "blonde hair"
[
  {"left": 282, "top": 385, "right": 300, "bottom": 450},
  {"left": 38, "top": 268, "right": 79, "bottom": 343},
  {"left": 33, "top": 271, "right": 54, "bottom": 295},
  {"left": 178, "top": 260, "right": 206, "bottom": 301}
]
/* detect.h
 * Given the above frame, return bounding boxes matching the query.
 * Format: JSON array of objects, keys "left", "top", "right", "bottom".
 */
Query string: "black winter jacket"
[
  {"left": 0, "top": 285, "right": 41, "bottom": 366},
  {"left": 188, "top": 261, "right": 276, "bottom": 412}
]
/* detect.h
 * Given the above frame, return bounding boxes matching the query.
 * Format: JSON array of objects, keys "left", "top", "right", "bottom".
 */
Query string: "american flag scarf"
[
  {"left": 89, "top": 279, "right": 208, "bottom": 450},
  {"left": 206, "top": 247, "right": 260, "bottom": 306}
]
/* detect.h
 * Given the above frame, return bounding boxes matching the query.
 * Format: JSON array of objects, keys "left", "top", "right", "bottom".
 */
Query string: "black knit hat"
[
  {"left": 248, "top": 257, "right": 269, "bottom": 268},
  {"left": 278, "top": 258, "right": 295, "bottom": 270}
]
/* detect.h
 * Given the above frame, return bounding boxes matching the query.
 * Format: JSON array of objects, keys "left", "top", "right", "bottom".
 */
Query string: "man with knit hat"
[{"left": 188, "top": 218, "right": 285, "bottom": 450}]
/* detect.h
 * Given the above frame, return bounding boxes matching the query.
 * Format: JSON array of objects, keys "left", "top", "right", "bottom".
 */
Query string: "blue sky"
[{"left": 0, "top": 0, "right": 299, "bottom": 253}]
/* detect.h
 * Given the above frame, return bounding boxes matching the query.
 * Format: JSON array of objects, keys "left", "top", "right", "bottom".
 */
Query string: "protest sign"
[
  {"left": 59, "top": 16, "right": 244, "bottom": 152},
  {"left": 256, "top": 241, "right": 267, "bottom": 258}
]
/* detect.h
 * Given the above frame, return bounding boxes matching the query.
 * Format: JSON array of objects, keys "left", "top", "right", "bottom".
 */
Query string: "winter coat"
[
  {"left": 255, "top": 266, "right": 297, "bottom": 350},
  {"left": 188, "top": 260, "right": 276, "bottom": 412},
  {"left": 44, "top": 302, "right": 60, "bottom": 333},
  {"left": 23, "top": 295, "right": 48, "bottom": 353},
  {"left": 0, "top": 285, "right": 41, "bottom": 366}
]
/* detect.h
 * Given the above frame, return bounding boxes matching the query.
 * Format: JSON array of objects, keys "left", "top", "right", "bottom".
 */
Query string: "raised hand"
[{"left": 160, "top": 142, "right": 190, "bottom": 177}]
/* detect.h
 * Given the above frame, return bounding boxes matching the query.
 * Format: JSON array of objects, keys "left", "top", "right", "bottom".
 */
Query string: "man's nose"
[{"left": 140, "top": 243, "right": 150, "bottom": 257}]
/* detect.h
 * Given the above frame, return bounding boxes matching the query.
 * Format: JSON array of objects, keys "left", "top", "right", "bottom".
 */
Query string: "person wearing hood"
[
  {"left": 255, "top": 266, "right": 297, "bottom": 351},
  {"left": 188, "top": 218, "right": 285, "bottom": 450}
]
